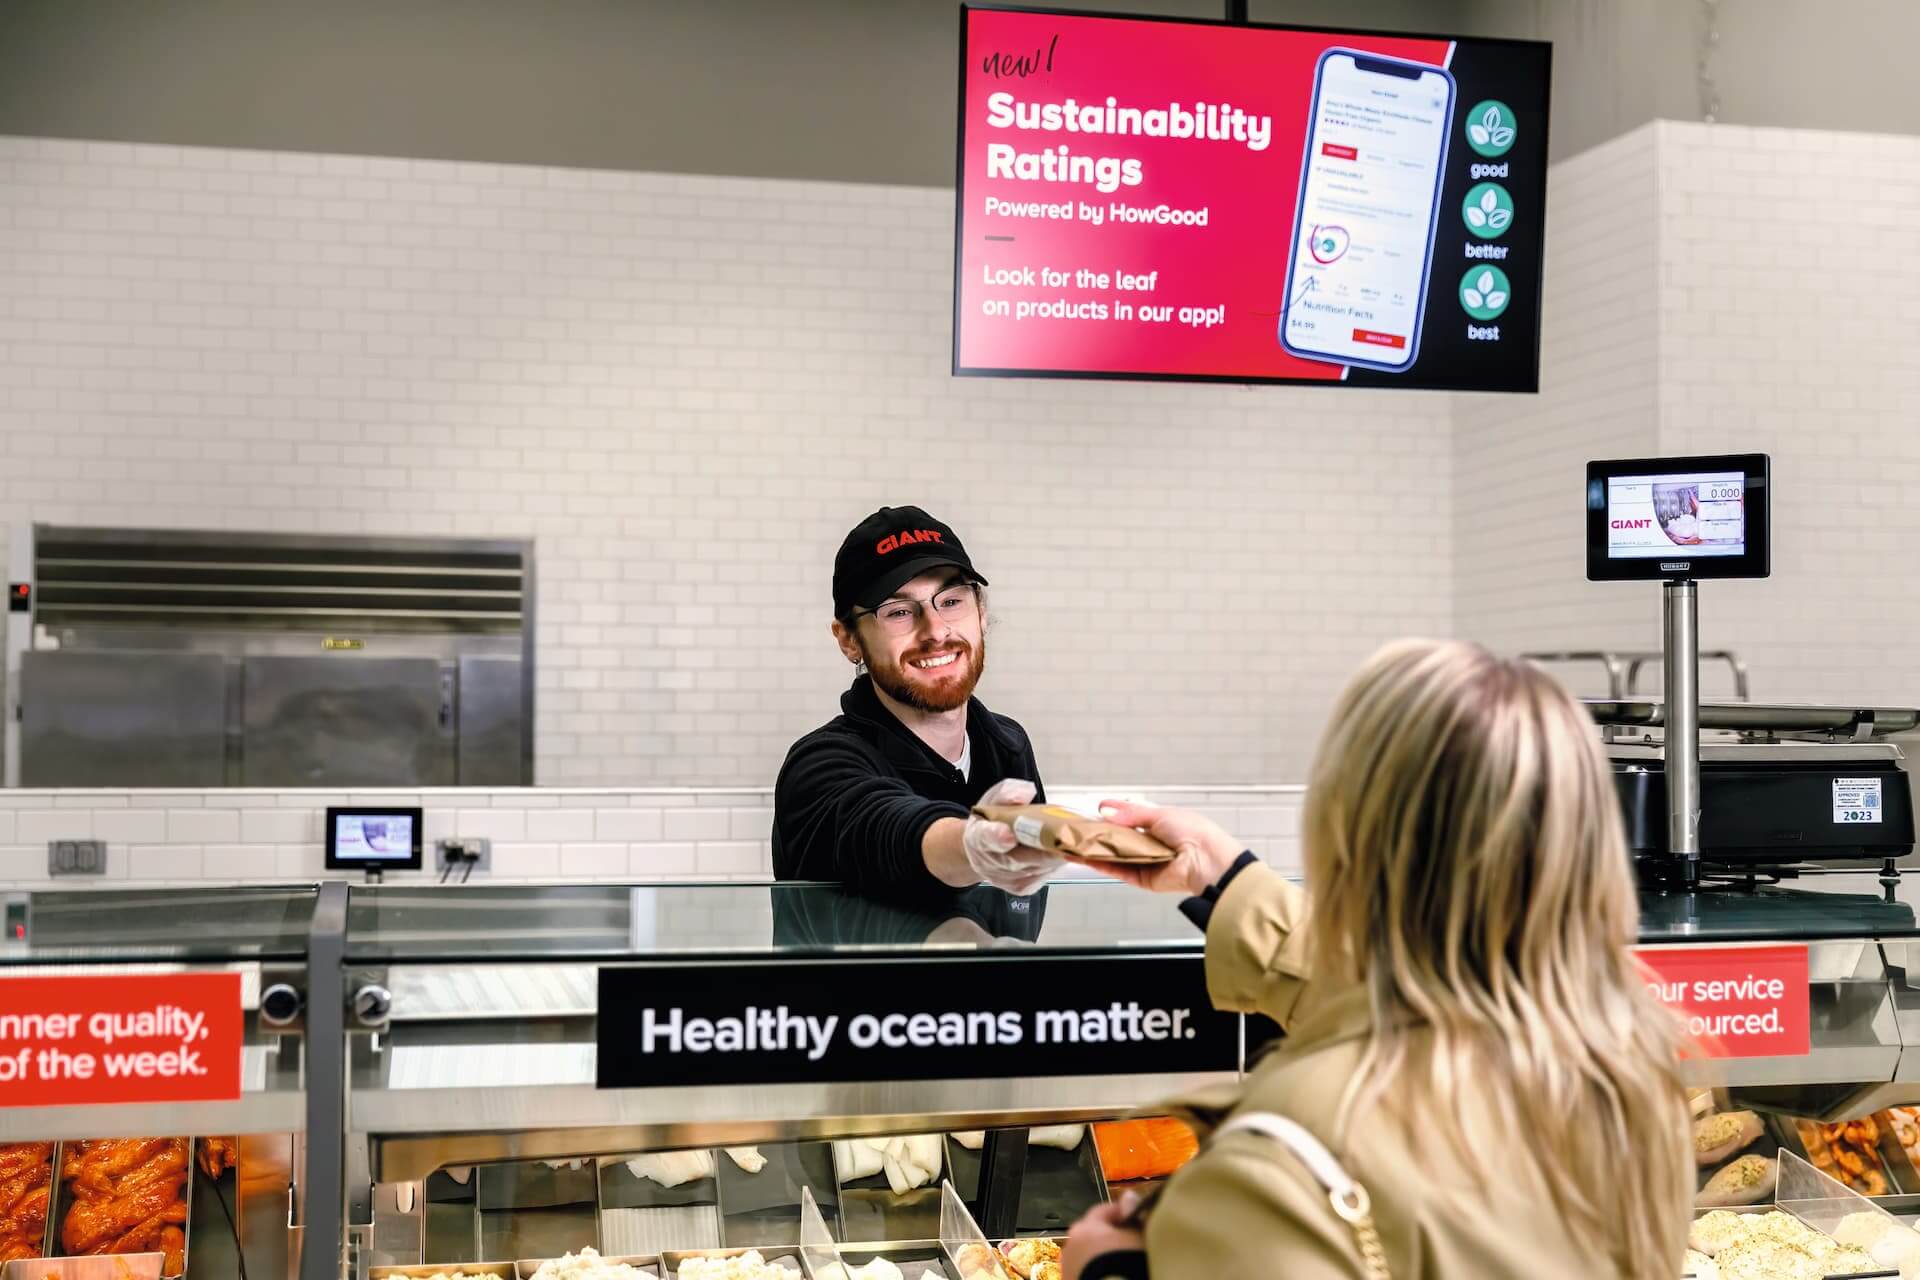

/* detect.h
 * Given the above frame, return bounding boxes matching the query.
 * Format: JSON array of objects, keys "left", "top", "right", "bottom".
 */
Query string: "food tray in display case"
[
  {"left": 937, "top": 1183, "right": 1009, "bottom": 1280},
  {"left": 369, "top": 1264, "right": 518, "bottom": 1279},
  {"left": 833, "top": 1140, "right": 946, "bottom": 1245},
  {"left": 1692, "top": 1108, "right": 1783, "bottom": 1208},
  {"left": 1793, "top": 1117, "right": 1902, "bottom": 1200},
  {"left": 517, "top": 1253, "right": 661, "bottom": 1278},
  {"left": 46, "top": 1140, "right": 193, "bottom": 1280},
  {"left": 818, "top": 1242, "right": 957, "bottom": 1280},
  {"left": 1, "top": 1256, "right": 166, "bottom": 1280},
  {"left": 942, "top": 1130, "right": 1106, "bottom": 1239},
  {"left": 0, "top": 1140, "right": 59, "bottom": 1266},
  {"left": 714, "top": 1145, "right": 838, "bottom": 1248},
  {"left": 477, "top": 1161, "right": 600, "bottom": 1263},
  {"left": 659, "top": 1247, "right": 803, "bottom": 1279},
  {"left": 1686, "top": 1151, "right": 1916, "bottom": 1277},
  {"left": 598, "top": 1151, "right": 722, "bottom": 1256}
]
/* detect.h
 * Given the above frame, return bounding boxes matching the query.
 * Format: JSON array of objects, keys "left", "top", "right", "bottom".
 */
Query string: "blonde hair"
[{"left": 1303, "top": 639, "right": 1690, "bottom": 1279}]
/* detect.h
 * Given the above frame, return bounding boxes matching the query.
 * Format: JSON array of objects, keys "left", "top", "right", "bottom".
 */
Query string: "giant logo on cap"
[{"left": 875, "top": 529, "right": 945, "bottom": 555}]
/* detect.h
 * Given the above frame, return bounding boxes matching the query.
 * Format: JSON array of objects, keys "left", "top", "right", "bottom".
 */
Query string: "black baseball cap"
[{"left": 833, "top": 506, "right": 987, "bottom": 618}]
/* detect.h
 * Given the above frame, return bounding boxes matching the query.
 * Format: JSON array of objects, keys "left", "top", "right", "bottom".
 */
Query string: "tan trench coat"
[{"left": 1142, "top": 862, "right": 1630, "bottom": 1280}]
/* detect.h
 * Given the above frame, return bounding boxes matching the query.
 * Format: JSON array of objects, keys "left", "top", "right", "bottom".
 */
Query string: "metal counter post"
[
  {"left": 1665, "top": 580, "right": 1701, "bottom": 883},
  {"left": 304, "top": 880, "right": 349, "bottom": 1280}
]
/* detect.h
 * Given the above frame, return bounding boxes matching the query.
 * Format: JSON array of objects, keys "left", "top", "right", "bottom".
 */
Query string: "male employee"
[{"left": 773, "top": 506, "right": 1060, "bottom": 897}]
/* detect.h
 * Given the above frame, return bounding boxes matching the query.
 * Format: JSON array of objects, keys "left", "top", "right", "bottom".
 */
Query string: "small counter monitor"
[
  {"left": 1587, "top": 454, "right": 1770, "bottom": 581},
  {"left": 325, "top": 807, "right": 423, "bottom": 871}
]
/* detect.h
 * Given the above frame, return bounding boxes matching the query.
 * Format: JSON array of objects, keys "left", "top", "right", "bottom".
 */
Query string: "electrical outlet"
[
  {"left": 435, "top": 837, "right": 491, "bottom": 875},
  {"left": 48, "top": 840, "right": 107, "bottom": 877}
]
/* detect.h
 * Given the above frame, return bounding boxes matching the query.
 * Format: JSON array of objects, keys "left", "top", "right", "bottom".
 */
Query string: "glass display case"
[
  {"left": 0, "top": 886, "right": 318, "bottom": 1279},
  {"left": 8, "top": 871, "right": 1920, "bottom": 1278},
  {"left": 341, "top": 880, "right": 1229, "bottom": 1274}
]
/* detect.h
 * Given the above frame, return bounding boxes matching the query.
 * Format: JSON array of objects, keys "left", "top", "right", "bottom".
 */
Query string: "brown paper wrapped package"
[{"left": 971, "top": 804, "right": 1176, "bottom": 863}]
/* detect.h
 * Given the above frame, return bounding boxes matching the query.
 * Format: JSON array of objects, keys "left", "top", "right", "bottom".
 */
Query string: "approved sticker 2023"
[{"left": 1834, "top": 776, "right": 1884, "bottom": 824}]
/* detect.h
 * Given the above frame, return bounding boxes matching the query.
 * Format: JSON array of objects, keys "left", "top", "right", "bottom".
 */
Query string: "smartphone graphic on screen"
[{"left": 1280, "top": 49, "right": 1455, "bottom": 372}]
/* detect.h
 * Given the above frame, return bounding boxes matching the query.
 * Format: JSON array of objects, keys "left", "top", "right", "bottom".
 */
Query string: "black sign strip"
[{"left": 597, "top": 954, "right": 1240, "bottom": 1089}]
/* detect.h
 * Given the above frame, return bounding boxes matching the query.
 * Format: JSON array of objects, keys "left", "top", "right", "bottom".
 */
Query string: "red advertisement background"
[
  {"left": 957, "top": 9, "right": 1451, "bottom": 379},
  {"left": 1635, "top": 944, "right": 1810, "bottom": 1060},
  {"left": 0, "top": 971, "right": 243, "bottom": 1108}
]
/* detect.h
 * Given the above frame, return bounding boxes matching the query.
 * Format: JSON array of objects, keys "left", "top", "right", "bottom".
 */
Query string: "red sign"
[
  {"left": 1635, "top": 944, "right": 1809, "bottom": 1059},
  {"left": 1321, "top": 142, "right": 1359, "bottom": 160},
  {"left": 1352, "top": 328, "right": 1407, "bottom": 349},
  {"left": 0, "top": 971, "right": 243, "bottom": 1108}
]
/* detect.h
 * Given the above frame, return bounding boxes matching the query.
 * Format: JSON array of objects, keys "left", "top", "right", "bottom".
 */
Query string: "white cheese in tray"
[
  {"left": 676, "top": 1250, "right": 800, "bottom": 1280},
  {"left": 526, "top": 1247, "right": 653, "bottom": 1279}
]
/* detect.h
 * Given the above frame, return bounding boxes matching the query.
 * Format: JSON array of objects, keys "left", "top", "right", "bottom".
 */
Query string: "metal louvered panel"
[
  {"left": 32, "top": 528, "right": 526, "bottom": 633},
  {"left": 19, "top": 526, "right": 537, "bottom": 785}
]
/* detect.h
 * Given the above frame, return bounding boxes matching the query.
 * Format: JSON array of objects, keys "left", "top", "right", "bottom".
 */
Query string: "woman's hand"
[
  {"left": 1077, "top": 801, "right": 1245, "bottom": 897},
  {"left": 1063, "top": 1198, "right": 1146, "bottom": 1280}
]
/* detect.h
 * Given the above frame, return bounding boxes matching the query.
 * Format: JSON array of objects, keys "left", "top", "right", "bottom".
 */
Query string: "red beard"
[{"left": 864, "top": 636, "right": 986, "bottom": 713}]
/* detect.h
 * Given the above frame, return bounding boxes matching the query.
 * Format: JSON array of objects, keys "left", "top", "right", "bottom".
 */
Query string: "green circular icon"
[
  {"left": 1460, "top": 266, "right": 1512, "bottom": 321},
  {"left": 1465, "top": 99, "right": 1517, "bottom": 157},
  {"left": 1462, "top": 182, "right": 1513, "bottom": 239}
]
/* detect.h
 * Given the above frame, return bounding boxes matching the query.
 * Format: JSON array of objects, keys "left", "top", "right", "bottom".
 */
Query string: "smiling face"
[{"left": 833, "top": 570, "right": 987, "bottom": 713}]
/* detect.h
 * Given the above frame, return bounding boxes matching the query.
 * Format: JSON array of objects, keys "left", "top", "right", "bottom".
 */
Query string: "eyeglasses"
[{"left": 852, "top": 583, "right": 980, "bottom": 636}]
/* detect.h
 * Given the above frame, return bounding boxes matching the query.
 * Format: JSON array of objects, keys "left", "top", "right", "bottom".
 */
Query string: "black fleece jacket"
[{"left": 772, "top": 676, "right": 1046, "bottom": 897}]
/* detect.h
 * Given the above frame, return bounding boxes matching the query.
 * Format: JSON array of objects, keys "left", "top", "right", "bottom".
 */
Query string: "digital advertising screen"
[{"left": 953, "top": 6, "right": 1551, "bottom": 390}]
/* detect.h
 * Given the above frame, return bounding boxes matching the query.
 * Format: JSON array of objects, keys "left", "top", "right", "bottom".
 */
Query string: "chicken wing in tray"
[
  {"left": 60, "top": 1137, "right": 190, "bottom": 1276},
  {"left": 197, "top": 1136, "right": 238, "bottom": 1181},
  {"left": 0, "top": 1142, "right": 54, "bottom": 1262}
]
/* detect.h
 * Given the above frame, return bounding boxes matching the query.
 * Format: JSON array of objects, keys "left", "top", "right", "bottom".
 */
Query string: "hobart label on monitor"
[{"left": 1834, "top": 777, "right": 1884, "bottom": 824}]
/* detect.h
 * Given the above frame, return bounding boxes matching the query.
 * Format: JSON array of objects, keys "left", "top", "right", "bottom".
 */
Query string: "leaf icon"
[
  {"left": 1464, "top": 287, "right": 1485, "bottom": 308},
  {"left": 1486, "top": 291, "right": 1508, "bottom": 308},
  {"left": 1466, "top": 207, "right": 1486, "bottom": 227},
  {"left": 1475, "top": 270, "right": 1496, "bottom": 294},
  {"left": 1481, "top": 106, "right": 1502, "bottom": 130},
  {"left": 1488, "top": 209, "right": 1512, "bottom": 229},
  {"left": 1491, "top": 126, "right": 1514, "bottom": 146},
  {"left": 1480, "top": 190, "right": 1499, "bottom": 213},
  {"left": 1468, "top": 124, "right": 1490, "bottom": 146}
]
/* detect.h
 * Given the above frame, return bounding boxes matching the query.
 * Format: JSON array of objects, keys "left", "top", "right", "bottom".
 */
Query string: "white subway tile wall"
[
  {"left": 1452, "top": 126, "right": 1664, "bottom": 690},
  {"left": 0, "top": 787, "right": 1305, "bottom": 888},
  {"left": 1456, "top": 122, "right": 1920, "bottom": 708},
  {"left": 0, "top": 134, "right": 1450, "bottom": 791},
  {"left": 1649, "top": 123, "right": 1920, "bottom": 708}
]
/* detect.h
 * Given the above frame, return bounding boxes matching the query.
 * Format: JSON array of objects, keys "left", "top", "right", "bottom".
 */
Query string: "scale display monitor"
[
  {"left": 1586, "top": 454, "right": 1770, "bottom": 580},
  {"left": 325, "top": 807, "right": 424, "bottom": 871}
]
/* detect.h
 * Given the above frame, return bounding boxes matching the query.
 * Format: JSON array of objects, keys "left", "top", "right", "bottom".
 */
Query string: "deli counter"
[{"left": 9, "top": 872, "right": 1920, "bottom": 1278}]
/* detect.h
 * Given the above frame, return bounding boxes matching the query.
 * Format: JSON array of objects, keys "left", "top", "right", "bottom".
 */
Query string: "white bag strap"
[{"left": 1215, "top": 1111, "right": 1391, "bottom": 1280}]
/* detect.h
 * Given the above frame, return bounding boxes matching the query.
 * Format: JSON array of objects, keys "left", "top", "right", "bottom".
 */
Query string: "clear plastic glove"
[{"left": 963, "top": 777, "right": 1062, "bottom": 895}]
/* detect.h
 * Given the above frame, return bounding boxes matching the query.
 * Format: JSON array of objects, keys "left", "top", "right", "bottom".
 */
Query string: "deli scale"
[{"left": 1578, "top": 454, "right": 1917, "bottom": 889}]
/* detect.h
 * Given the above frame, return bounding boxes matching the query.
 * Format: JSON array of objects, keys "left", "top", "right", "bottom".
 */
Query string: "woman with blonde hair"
[{"left": 1062, "top": 639, "right": 1691, "bottom": 1280}]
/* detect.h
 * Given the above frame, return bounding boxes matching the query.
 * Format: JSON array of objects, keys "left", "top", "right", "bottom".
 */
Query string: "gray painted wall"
[
  {"left": 0, "top": 1, "right": 1912, "bottom": 184},
  {"left": 0, "top": 0, "right": 1472, "bottom": 185}
]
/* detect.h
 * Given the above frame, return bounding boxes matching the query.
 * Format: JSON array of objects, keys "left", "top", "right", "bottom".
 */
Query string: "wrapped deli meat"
[{"left": 970, "top": 806, "right": 1174, "bottom": 864}]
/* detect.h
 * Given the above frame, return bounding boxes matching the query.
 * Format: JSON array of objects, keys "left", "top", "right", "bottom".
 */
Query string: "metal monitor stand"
[{"left": 1664, "top": 579, "right": 1701, "bottom": 884}]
